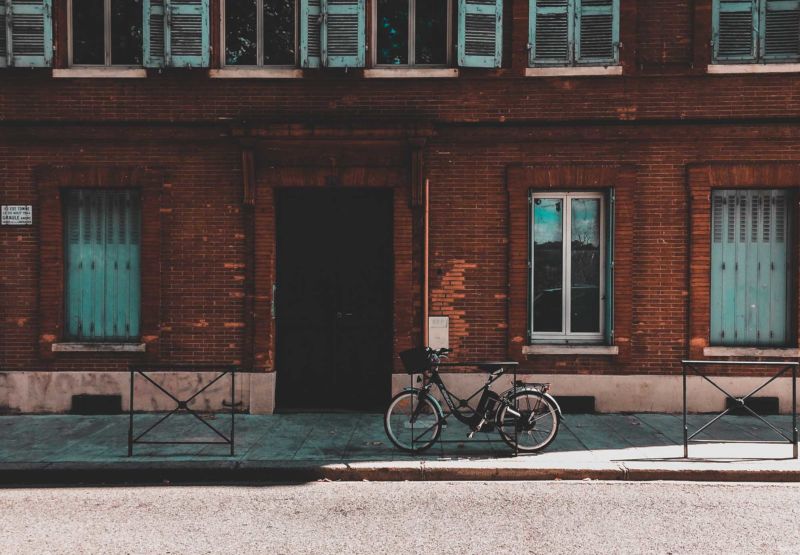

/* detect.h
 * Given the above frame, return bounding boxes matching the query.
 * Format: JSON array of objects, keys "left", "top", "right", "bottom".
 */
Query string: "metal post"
[
  {"left": 683, "top": 362, "right": 688, "bottom": 458},
  {"left": 230, "top": 369, "right": 236, "bottom": 457},
  {"left": 128, "top": 367, "right": 134, "bottom": 457},
  {"left": 793, "top": 365, "right": 798, "bottom": 460}
]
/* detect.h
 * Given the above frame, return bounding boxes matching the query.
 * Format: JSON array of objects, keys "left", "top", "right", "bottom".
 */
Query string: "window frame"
[
  {"left": 63, "top": 188, "right": 143, "bottom": 343},
  {"left": 370, "top": 0, "right": 454, "bottom": 67},
  {"left": 529, "top": 190, "right": 606, "bottom": 344},
  {"left": 221, "top": 0, "right": 299, "bottom": 68},
  {"left": 67, "top": 0, "right": 143, "bottom": 67},
  {"left": 712, "top": 0, "right": 800, "bottom": 64}
]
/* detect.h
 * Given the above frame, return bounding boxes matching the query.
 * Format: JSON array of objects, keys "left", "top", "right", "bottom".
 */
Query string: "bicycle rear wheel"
[
  {"left": 496, "top": 390, "right": 559, "bottom": 453},
  {"left": 384, "top": 390, "right": 442, "bottom": 453}
]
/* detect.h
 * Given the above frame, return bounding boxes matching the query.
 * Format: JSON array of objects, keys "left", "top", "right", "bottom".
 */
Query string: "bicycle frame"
[{"left": 422, "top": 365, "right": 516, "bottom": 427}]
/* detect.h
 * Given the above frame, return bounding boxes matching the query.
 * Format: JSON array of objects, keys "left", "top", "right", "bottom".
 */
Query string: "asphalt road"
[{"left": 1, "top": 481, "right": 799, "bottom": 554}]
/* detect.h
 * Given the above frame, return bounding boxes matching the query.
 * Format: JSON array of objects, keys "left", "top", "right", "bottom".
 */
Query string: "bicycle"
[{"left": 384, "top": 347, "right": 562, "bottom": 453}]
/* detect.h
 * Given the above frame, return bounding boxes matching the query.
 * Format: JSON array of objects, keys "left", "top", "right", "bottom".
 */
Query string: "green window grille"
[
  {"left": 529, "top": 0, "right": 618, "bottom": 66},
  {"left": 65, "top": 189, "right": 142, "bottom": 342},
  {"left": 713, "top": 0, "right": 800, "bottom": 63},
  {"left": 710, "top": 190, "right": 791, "bottom": 346}
]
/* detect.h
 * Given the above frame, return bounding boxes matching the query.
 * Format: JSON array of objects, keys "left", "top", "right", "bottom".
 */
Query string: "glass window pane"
[
  {"left": 226, "top": 0, "right": 258, "bottom": 65},
  {"left": 570, "top": 198, "right": 601, "bottom": 333},
  {"left": 377, "top": 0, "right": 409, "bottom": 64},
  {"left": 111, "top": 0, "right": 143, "bottom": 65},
  {"left": 415, "top": 0, "right": 447, "bottom": 64},
  {"left": 73, "top": 0, "right": 105, "bottom": 65},
  {"left": 264, "top": 0, "right": 295, "bottom": 65},
  {"left": 533, "top": 198, "right": 563, "bottom": 333}
]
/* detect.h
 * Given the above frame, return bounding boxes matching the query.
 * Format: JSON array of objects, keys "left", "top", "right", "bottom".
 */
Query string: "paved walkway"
[{"left": 1, "top": 413, "right": 798, "bottom": 483}]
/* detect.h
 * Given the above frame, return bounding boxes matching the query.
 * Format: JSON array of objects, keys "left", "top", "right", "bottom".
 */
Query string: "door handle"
[{"left": 336, "top": 312, "right": 354, "bottom": 319}]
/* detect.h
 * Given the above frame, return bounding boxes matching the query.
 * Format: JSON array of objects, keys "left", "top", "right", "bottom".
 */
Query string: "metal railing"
[
  {"left": 128, "top": 363, "right": 239, "bottom": 456},
  {"left": 681, "top": 359, "right": 798, "bottom": 459}
]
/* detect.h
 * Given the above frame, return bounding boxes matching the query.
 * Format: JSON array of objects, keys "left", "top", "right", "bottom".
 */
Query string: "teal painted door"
[
  {"left": 710, "top": 189, "right": 790, "bottom": 346},
  {"left": 65, "top": 190, "right": 142, "bottom": 342}
]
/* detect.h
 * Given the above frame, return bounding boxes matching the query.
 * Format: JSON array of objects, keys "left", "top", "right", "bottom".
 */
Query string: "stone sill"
[
  {"left": 523, "top": 345, "right": 619, "bottom": 355},
  {"left": 52, "top": 343, "right": 146, "bottom": 353},
  {"left": 707, "top": 63, "right": 800, "bottom": 74},
  {"left": 703, "top": 347, "right": 800, "bottom": 358},
  {"left": 363, "top": 68, "right": 459, "bottom": 79},
  {"left": 53, "top": 68, "right": 147, "bottom": 79},
  {"left": 208, "top": 68, "right": 303, "bottom": 79},
  {"left": 525, "top": 66, "right": 622, "bottom": 77}
]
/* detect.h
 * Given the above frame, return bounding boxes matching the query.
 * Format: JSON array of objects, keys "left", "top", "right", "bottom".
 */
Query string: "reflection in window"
[
  {"left": 377, "top": 0, "right": 449, "bottom": 66},
  {"left": 531, "top": 193, "right": 606, "bottom": 341},
  {"left": 226, "top": 0, "right": 295, "bottom": 66},
  {"left": 72, "top": 0, "right": 143, "bottom": 66}
]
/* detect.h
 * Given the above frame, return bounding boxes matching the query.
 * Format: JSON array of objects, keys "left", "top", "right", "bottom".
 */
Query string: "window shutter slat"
[
  {"left": 145, "top": 0, "right": 209, "bottom": 68},
  {"left": 530, "top": 0, "right": 571, "bottom": 65},
  {"left": 323, "top": 0, "right": 365, "bottom": 68},
  {"left": 764, "top": 0, "right": 800, "bottom": 60},
  {"left": 575, "top": 0, "right": 618, "bottom": 64},
  {"left": 2, "top": 0, "right": 52, "bottom": 67},
  {"left": 300, "top": 0, "right": 322, "bottom": 67},
  {"left": 714, "top": 0, "right": 758, "bottom": 61},
  {"left": 458, "top": 0, "right": 503, "bottom": 68}
]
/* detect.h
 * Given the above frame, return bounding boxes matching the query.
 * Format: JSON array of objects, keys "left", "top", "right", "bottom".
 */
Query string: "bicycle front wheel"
[
  {"left": 384, "top": 390, "right": 442, "bottom": 453},
  {"left": 496, "top": 390, "right": 559, "bottom": 453}
]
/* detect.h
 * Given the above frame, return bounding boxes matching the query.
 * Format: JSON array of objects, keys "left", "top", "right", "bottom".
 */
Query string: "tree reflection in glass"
[
  {"left": 533, "top": 198, "right": 563, "bottom": 332},
  {"left": 570, "top": 198, "right": 600, "bottom": 333}
]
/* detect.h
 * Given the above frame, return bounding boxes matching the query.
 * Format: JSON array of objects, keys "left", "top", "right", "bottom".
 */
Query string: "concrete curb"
[{"left": 2, "top": 461, "right": 800, "bottom": 485}]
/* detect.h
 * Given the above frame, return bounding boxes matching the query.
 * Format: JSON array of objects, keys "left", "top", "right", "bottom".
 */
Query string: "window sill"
[
  {"left": 363, "top": 68, "right": 459, "bottom": 79},
  {"left": 53, "top": 68, "right": 147, "bottom": 79},
  {"left": 703, "top": 347, "right": 800, "bottom": 358},
  {"left": 51, "top": 343, "right": 146, "bottom": 353},
  {"left": 208, "top": 68, "right": 303, "bottom": 79},
  {"left": 707, "top": 63, "right": 800, "bottom": 74},
  {"left": 525, "top": 66, "right": 622, "bottom": 77},
  {"left": 523, "top": 345, "right": 619, "bottom": 355}
]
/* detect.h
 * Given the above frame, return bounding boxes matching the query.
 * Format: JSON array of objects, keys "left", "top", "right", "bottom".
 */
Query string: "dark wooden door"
[{"left": 275, "top": 188, "right": 393, "bottom": 411}]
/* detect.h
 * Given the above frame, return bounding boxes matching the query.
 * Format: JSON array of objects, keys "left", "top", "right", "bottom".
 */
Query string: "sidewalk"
[{"left": 1, "top": 413, "right": 798, "bottom": 484}]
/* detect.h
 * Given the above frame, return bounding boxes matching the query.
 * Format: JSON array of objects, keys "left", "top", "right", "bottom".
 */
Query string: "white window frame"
[
  {"left": 371, "top": 0, "right": 453, "bottom": 67},
  {"left": 530, "top": 191, "right": 606, "bottom": 344},
  {"left": 67, "top": 0, "right": 143, "bottom": 67},
  {"left": 221, "top": 0, "right": 299, "bottom": 68}
]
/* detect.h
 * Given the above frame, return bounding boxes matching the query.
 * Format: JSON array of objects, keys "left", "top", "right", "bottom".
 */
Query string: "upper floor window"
[
  {"left": 713, "top": 0, "right": 800, "bottom": 63},
  {"left": 529, "top": 0, "right": 619, "bottom": 67},
  {"left": 224, "top": 0, "right": 296, "bottom": 66},
  {"left": 70, "top": 0, "right": 143, "bottom": 66},
  {"left": 374, "top": 0, "right": 451, "bottom": 66}
]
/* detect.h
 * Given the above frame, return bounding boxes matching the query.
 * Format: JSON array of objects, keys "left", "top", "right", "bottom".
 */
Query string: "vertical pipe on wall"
[{"left": 423, "top": 178, "right": 429, "bottom": 347}]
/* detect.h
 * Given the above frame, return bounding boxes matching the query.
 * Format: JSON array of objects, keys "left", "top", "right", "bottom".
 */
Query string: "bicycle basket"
[{"left": 399, "top": 347, "right": 431, "bottom": 374}]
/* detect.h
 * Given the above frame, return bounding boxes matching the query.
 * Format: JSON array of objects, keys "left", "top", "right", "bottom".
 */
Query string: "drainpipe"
[{"left": 423, "top": 178, "right": 430, "bottom": 347}]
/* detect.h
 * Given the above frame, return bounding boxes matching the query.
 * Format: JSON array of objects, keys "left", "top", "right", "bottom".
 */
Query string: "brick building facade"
[{"left": 1, "top": 0, "right": 799, "bottom": 414}]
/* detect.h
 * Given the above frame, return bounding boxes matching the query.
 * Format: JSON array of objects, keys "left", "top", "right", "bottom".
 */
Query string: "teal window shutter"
[
  {"left": 144, "top": 0, "right": 209, "bottom": 68},
  {"left": 575, "top": 0, "right": 618, "bottom": 64},
  {"left": 713, "top": 0, "right": 758, "bottom": 62},
  {"left": 530, "top": 0, "right": 572, "bottom": 66},
  {"left": 710, "top": 190, "right": 789, "bottom": 346},
  {"left": 762, "top": 0, "right": 800, "bottom": 60},
  {"left": 1, "top": 0, "right": 52, "bottom": 68},
  {"left": 301, "top": 0, "right": 364, "bottom": 68},
  {"left": 458, "top": 0, "right": 503, "bottom": 68},
  {"left": 65, "top": 190, "right": 141, "bottom": 342}
]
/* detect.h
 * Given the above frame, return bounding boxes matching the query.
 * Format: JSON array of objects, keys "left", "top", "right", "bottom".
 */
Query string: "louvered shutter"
[
  {"left": 301, "top": 0, "right": 364, "bottom": 68},
  {"left": 530, "top": 0, "right": 572, "bottom": 65},
  {"left": 65, "top": 190, "right": 141, "bottom": 342},
  {"left": 0, "top": 0, "right": 52, "bottom": 68},
  {"left": 575, "top": 0, "right": 618, "bottom": 64},
  {"left": 458, "top": 0, "right": 503, "bottom": 68},
  {"left": 144, "top": 0, "right": 210, "bottom": 68},
  {"left": 710, "top": 190, "right": 789, "bottom": 346},
  {"left": 713, "top": 0, "right": 758, "bottom": 62},
  {"left": 763, "top": 0, "right": 800, "bottom": 60}
]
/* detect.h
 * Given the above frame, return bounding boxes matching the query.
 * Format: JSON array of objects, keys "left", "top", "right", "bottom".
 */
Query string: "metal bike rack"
[
  {"left": 681, "top": 359, "right": 798, "bottom": 459},
  {"left": 410, "top": 361, "right": 519, "bottom": 456},
  {"left": 128, "top": 363, "right": 238, "bottom": 456}
]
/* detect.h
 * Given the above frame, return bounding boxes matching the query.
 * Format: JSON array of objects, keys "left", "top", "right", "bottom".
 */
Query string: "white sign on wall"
[
  {"left": 1, "top": 205, "right": 33, "bottom": 226},
  {"left": 428, "top": 316, "right": 449, "bottom": 350}
]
